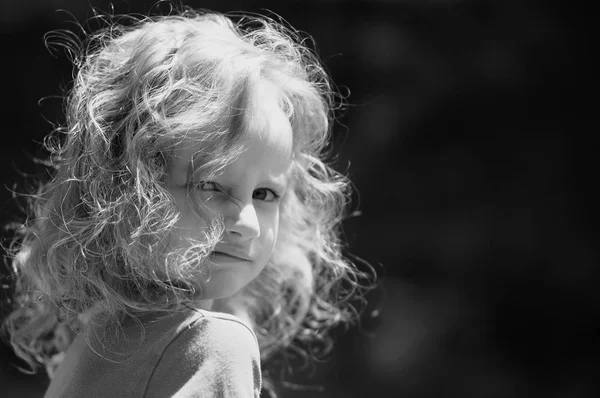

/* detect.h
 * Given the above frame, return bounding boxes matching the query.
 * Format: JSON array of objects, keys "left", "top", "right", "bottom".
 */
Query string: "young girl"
[{"left": 2, "top": 6, "right": 371, "bottom": 397}]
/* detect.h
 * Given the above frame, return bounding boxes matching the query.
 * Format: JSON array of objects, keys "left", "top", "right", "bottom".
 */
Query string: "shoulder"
[
  {"left": 133, "top": 307, "right": 258, "bottom": 350},
  {"left": 179, "top": 308, "right": 258, "bottom": 347},
  {"left": 179, "top": 308, "right": 260, "bottom": 361},
  {"left": 144, "top": 309, "right": 262, "bottom": 397},
  {"left": 189, "top": 308, "right": 257, "bottom": 338}
]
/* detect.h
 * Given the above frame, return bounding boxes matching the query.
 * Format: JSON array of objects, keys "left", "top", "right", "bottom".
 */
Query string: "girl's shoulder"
[
  {"left": 137, "top": 307, "right": 261, "bottom": 365},
  {"left": 113, "top": 307, "right": 261, "bottom": 364},
  {"left": 171, "top": 307, "right": 259, "bottom": 347},
  {"left": 128, "top": 306, "right": 254, "bottom": 336},
  {"left": 45, "top": 308, "right": 262, "bottom": 398},
  {"left": 142, "top": 308, "right": 262, "bottom": 397}
]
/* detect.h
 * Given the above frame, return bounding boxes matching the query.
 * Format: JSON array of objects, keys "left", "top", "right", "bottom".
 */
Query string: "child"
[{"left": 2, "top": 6, "right": 371, "bottom": 398}]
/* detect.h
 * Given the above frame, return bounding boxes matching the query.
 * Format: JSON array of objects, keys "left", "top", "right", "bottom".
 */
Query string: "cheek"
[
  {"left": 169, "top": 190, "right": 212, "bottom": 245},
  {"left": 175, "top": 216, "right": 208, "bottom": 238}
]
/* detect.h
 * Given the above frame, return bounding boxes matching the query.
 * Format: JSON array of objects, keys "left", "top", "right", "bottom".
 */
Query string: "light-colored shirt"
[{"left": 45, "top": 308, "right": 262, "bottom": 397}]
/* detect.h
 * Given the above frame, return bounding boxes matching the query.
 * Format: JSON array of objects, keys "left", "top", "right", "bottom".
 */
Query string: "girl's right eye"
[{"left": 197, "top": 181, "right": 219, "bottom": 192}]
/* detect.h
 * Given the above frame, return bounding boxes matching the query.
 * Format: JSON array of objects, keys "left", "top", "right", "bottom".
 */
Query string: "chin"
[
  {"left": 201, "top": 261, "right": 265, "bottom": 300},
  {"left": 201, "top": 274, "right": 249, "bottom": 301}
]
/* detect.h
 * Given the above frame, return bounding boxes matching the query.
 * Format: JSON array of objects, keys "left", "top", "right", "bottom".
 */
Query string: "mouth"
[{"left": 211, "top": 251, "right": 252, "bottom": 262}]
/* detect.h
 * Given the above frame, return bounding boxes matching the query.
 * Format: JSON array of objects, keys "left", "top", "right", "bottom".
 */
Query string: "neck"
[
  {"left": 211, "top": 297, "right": 252, "bottom": 327},
  {"left": 196, "top": 299, "right": 214, "bottom": 311}
]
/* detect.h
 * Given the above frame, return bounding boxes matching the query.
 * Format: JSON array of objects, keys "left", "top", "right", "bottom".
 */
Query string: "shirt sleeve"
[{"left": 144, "top": 314, "right": 262, "bottom": 398}]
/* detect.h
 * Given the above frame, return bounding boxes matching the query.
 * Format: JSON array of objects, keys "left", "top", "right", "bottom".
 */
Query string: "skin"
[{"left": 164, "top": 80, "right": 293, "bottom": 309}]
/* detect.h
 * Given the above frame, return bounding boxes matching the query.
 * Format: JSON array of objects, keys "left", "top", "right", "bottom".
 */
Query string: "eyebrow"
[
  {"left": 264, "top": 169, "right": 291, "bottom": 189},
  {"left": 263, "top": 178, "right": 288, "bottom": 192}
]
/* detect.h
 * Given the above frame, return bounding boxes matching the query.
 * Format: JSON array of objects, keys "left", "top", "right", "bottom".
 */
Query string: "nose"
[{"left": 224, "top": 201, "right": 260, "bottom": 241}]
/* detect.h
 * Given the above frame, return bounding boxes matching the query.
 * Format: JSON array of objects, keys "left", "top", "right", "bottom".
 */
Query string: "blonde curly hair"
[{"left": 2, "top": 6, "right": 372, "bottom": 395}]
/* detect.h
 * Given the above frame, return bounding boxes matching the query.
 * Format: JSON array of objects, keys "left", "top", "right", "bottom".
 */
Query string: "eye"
[
  {"left": 253, "top": 188, "right": 280, "bottom": 202},
  {"left": 190, "top": 181, "right": 226, "bottom": 198},
  {"left": 196, "top": 181, "right": 221, "bottom": 192}
]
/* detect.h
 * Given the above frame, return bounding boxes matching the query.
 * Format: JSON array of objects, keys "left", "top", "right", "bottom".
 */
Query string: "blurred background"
[{"left": 1, "top": 0, "right": 596, "bottom": 397}]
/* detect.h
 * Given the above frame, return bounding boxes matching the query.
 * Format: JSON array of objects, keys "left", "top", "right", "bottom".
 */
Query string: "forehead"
[
  {"left": 168, "top": 79, "right": 293, "bottom": 179},
  {"left": 244, "top": 80, "right": 293, "bottom": 156}
]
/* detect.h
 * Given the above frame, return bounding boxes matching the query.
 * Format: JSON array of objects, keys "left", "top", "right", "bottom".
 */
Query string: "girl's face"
[{"left": 165, "top": 81, "right": 293, "bottom": 303}]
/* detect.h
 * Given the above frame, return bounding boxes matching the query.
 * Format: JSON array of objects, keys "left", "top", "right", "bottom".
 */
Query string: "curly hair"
[{"left": 2, "top": 6, "right": 372, "bottom": 395}]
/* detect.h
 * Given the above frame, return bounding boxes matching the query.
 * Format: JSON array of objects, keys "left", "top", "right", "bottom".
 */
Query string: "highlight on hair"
[{"left": 2, "top": 5, "right": 374, "bottom": 394}]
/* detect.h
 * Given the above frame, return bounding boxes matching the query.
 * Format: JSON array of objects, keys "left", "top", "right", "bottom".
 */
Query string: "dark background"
[{"left": 1, "top": 1, "right": 596, "bottom": 397}]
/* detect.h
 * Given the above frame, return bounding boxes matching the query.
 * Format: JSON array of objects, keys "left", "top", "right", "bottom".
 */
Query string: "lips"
[{"left": 211, "top": 249, "right": 252, "bottom": 262}]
